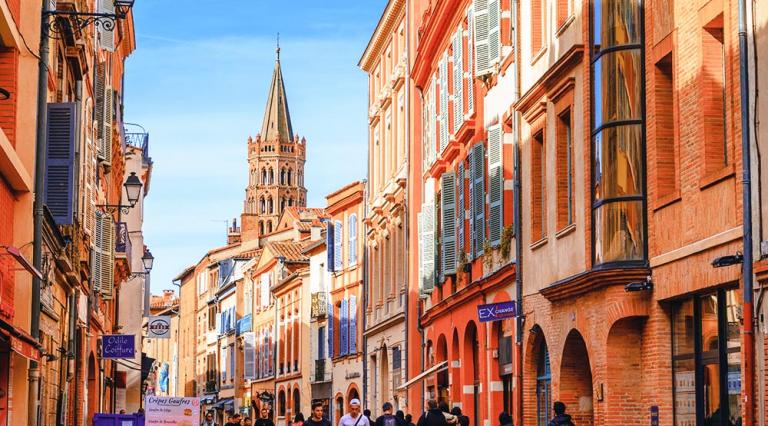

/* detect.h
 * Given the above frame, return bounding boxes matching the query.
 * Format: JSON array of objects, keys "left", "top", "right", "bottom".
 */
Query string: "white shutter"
[
  {"left": 487, "top": 125, "right": 503, "bottom": 246},
  {"left": 466, "top": 7, "right": 475, "bottom": 111},
  {"left": 488, "top": 0, "right": 501, "bottom": 66},
  {"left": 261, "top": 274, "right": 270, "bottom": 308},
  {"left": 417, "top": 212, "right": 424, "bottom": 289},
  {"left": 474, "top": 0, "right": 491, "bottom": 76},
  {"left": 441, "top": 173, "right": 457, "bottom": 275},
  {"left": 453, "top": 28, "right": 464, "bottom": 133},
  {"left": 101, "top": 215, "right": 115, "bottom": 299},
  {"left": 92, "top": 211, "right": 104, "bottom": 293},
  {"left": 95, "top": 63, "right": 107, "bottom": 160},
  {"left": 98, "top": 0, "right": 115, "bottom": 52},
  {"left": 348, "top": 214, "right": 357, "bottom": 266},
  {"left": 439, "top": 55, "right": 449, "bottom": 153},
  {"left": 334, "top": 220, "right": 343, "bottom": 271},
  {"left": 103, "top": 88, "right": 113, "bottom": 164},
  {"left": 84, "top": 137, "right": 96, "bottom": 236},
  {"left": 472, "top": 143, "right": 486, "bottom": 257},
  {"left": 429, "top": 76, "right": 437, "bottom": 166},
  {"left": 420, "top": 203, "right": 435, "bottom": 294}
]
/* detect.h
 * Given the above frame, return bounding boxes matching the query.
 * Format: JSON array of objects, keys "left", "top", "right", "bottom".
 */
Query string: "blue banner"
[
  {"left": 477, "top": 301, "right": 517, "bottom": 323},
  {"left": 101, "top": 334, "right": 135, "bottom": 359}
]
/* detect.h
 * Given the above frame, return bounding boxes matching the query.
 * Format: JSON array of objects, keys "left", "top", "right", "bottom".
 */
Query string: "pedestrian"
[
  {"left": 498, "top": 412, "right": 512, "bottom": 426},
  {"left": 547, "top": 402, "right": 574, "bottom": 426},
  {"left": 306, "top": 401, "right": 332, "bottom": 426},
  {"left": 404, "top": 414, "right": 415, "bottom": 426},
  {"left": 364, "top": 409, "right": 374, "bottom": 425},
  {"left": 202, "top": 411, "right": 218, "bottom": 426},
  {"left": 295, "top": 412, "right": 306, "bottom": 426},
  {"left": 375, "top": 402, "right": 399, "bottom": 426},
  {"left": 119, "top": 409, "right": 126, "bottom": 415},
  {"left": 395, "top": 410, "right": 406, "bottom": 426},
  {"left": 416, "top": 400, "right": 447, "bottom": 426},
  {"left": 438, "top": 402, "right": 457, "bottom": 425},
  {"left": 244, "top": 418, "right": 253, "bottom": 426},
  {"left": 337, "top": 399, "right": 370, "bottom": 426},
  {"left": 226, "top": 413, "right": 243, "bottom": 426},
  {"left": 255, "top": 407, "right": 276, "bottom": 426},
  {"left": 450, "top": 408, "right": 468, "bottom": 426}
]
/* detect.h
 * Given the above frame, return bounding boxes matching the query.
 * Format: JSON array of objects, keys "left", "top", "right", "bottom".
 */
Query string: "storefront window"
[
  {"left": 537, "top": 342, "right": 551, "bottom": 426},
  {"left": 672, "top": 289, "right": 742, "bottom": 425},
  {"left": 590, "top": 0, "right": 646, "bottom": 265}
]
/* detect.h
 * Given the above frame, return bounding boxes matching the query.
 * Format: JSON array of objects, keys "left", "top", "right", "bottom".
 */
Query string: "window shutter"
[
  {"left": 348, "top": 214, "right": 357, "bottom": 265},
  {"left": 95, "top": 63, "right": 112, "bottom": 164},
  {"left": 327, "top": 300, "right": 334, "bottom": 358},
  {"left": 488, "top": 0, "right": 501, "bottom": 65},
  {"left": 326, "top": 221, "right": 335, "bottom": 272},
  {"left": 333, "top": 220, "right": 343, "bottom": 271},
  {"left": 417, "top": 212, "right": 424, "bottom": 289},
  {"left": 98, "top": 0, "right": 115, "bottom": 51},
  {"left": 439, "top": 55, "right": 449, "bottom": 153},
  {"left": 428, "top": 76, "right": 437, "bottom": 166},
  {"left": 453, "top": 28, "right": 464, "bottom": 133},
  {"left": 420, "top": 203, "right": 435, "bottom": 293},
  {"left": 466, "top": 7, "right": 475, "bottom": 111},
  {"left": 100, "top": 215, "right": 115, "bottom": 299},
  {"left": 441, "top": 173, "right": 457, "bottom": 275},
  {"left": 84, "top": 137, "right": 96, "bottom": 236},
  {"left": 468, "top": 151, "right": 475, "bottom": 259},
  {"left": 457, "top": 162, "right": 465, "bottom": 260},
  {"left": 92, "top": 212, "right": 104, "bottom": 293},
  {"left": 340, "top": 298, "right": 348, "bottom": 355},
  {"left": 488, "top": 125, "right": 504, "bottom": 246},
  {"left": 474, "top": 0, "right": 491, "bottom": 76},
  {"left": 348, "top": 295, "right": 357, "bottom": 353},
  {"left": 104, "top": 88, "right": 113, "bottom": 163},
  {"left": 45, "top": 103, "right": 77, "bottom": 225},
  {"left": 473, "top": 143, "right": 486, "bottom": 257}
]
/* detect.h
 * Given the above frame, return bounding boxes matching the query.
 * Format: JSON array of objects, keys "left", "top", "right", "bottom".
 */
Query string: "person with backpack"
[
  {"left": 416, "top": 400, "right": 447, "bottom": 426},
  {"left": 450, "top": 407, "right": 469, "bottom": 426},
  {"left": 547, "top": 402, "right": 574, "bottom": 426},
  {"left": 338, "top": 399, "right": 371, "bottom": 426},
  {"left": 375, "top": 402, "right": 399, "bottom": 426}
]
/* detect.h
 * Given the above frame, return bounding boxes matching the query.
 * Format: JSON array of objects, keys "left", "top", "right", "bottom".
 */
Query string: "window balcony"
[
  {"left": 311, "top": 292, "right": 327, "bottom": 319},
  {"left": 311, "top": 359, "right": 331, "bottom": 383}
]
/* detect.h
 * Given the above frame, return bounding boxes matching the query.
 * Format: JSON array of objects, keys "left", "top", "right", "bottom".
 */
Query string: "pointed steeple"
[{"left": 260, "top": 39, "right": 294, "bottom": 143}]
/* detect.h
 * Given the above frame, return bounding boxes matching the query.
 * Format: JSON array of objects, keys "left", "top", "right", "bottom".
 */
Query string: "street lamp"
[
  {"left": 97, "top": 172, "right": 143, "bottom": 214},
  {"left": 44, "top": 0, "right": 136, "bottom": 38},
  {"left": 128, "top": 249, "right": 154, "bottom": 279}
]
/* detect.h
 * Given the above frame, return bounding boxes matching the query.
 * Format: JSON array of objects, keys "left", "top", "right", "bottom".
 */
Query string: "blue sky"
[{"left": 124, "top": 1, "right": 386, "bottom": 293}]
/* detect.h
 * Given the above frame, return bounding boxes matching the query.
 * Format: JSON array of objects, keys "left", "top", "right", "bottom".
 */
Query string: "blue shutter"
[
  {"left": 334, "top": 220, "right": 343, "bottom": 271},
  {"left": 340, "top": 298, "right": 348, "bottom": 355},
  {"left": 318, "top": 326, "right": 326, "bottom": 359},
  {"left": 348, "top": 295, "right": 357, "bottom": 353},
  {"left": 441, "top": 173, "right": 457, "bottom": 275},
  {"left": 457, "top": 163, "right": 465, "bottom": 260},
  {"left": 326, "top": 221, "right": 335, "bottom": 272},
  {"left": 468, "top": 150, "right": 475, "bottom": 259},
  {"left": 327, "top": 301, "right": 334, "bottom": 358},
  {"left": 45, "top": 103, "right": 77, "bottom": 225},
  {"left": 473, "top": 143, "right": 486, "bottom": 257}
]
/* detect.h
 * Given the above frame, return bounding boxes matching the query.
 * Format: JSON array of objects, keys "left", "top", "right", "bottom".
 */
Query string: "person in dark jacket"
[
  {"left": 416, "top": 400, "right": 447, "bottom": 426},
  {"left": 306, "top": 402, "right": 332, "bottom": 426},
  {"left": 547, "top": 402, "right": 574, "bottom": 426},
  {"left": 405, "top": 414, "right": 416, "bottom": 426},
  {"left": 375, "top": 402, "right": 399, "bottom": 426},
  {"left": 498, "top": 412, "right": 512, "bottom": 426},
  {"left": 450, "top": 407, "right": 469, "bottom": 426},
  {"left": 395, "top": 410, "right": 406, "bottom": 426}
]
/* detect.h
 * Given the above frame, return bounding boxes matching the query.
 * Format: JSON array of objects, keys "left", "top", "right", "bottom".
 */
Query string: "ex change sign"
[{"left": 477, "top": 301, "right": 517, "bottom": 323}]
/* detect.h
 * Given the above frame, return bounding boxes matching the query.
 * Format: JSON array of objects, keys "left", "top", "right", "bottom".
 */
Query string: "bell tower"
[{"left": 241, "top": 45, "right": 308, "bottom": 242}]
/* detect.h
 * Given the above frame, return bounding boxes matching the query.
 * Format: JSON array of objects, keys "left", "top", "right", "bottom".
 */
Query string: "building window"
[
  {"left": 278, "top": 390, "right": 286, "bottom": 417},
  {"left": 531, "top": 0, "right": 544, "bottom": 54},
  {"left": 536, "top": 342, "right": 551, "bottom": 426},
  {"left": 348, "top": 214, "right": 357, "bottom": 266},
  {"left": 318, "top": 326, "right": 326, "bottom": 359},
  {"left": 591, "top": 0, "right": 645, "bottom": 264},
  {"left": 701, "top": 15, "right": 728, "bottom": 174},
  {"left": 556, "top": 107, "right": 573, "bottom": 230},
  {"left": 531, "top": 129, "right": 546, "bottom": 242},
  {"left": 672, "top": 288, "right": 742, "bottom": 425},
  {"left": 654, "top": 52, "right": 678, "bottom": 199},
  {"left": 556, "top": 0, "right": 569, "bottom": 29}
]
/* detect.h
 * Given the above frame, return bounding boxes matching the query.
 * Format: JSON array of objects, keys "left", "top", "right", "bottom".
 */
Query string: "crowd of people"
[{"left": 201, "top": 398, "right": 575, "bottom": 426}]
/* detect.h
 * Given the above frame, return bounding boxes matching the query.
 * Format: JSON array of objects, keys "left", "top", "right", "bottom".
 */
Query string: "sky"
[{"left": 124, "top": 1, "right": 387, "bottom": 293}]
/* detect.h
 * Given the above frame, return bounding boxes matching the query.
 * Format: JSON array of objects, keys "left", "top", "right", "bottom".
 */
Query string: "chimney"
[
  {"left": 310, "top": 219, "right": 322, "bottom": 241},
  {"left": 228, "top": 218, "right": 242, "bottom": 245}
]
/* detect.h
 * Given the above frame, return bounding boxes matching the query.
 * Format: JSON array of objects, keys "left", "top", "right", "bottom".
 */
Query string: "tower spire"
[{"left": 260, "top": 40, "right": 293, "bottom": 143}]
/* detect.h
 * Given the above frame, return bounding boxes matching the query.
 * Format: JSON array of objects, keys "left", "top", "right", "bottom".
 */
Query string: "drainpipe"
[
  {"left": 362, "top": 180, "right": 368, "bottom": 410},
  {"left": 738, "top": 0, "right": 755, "bottom": 424},
  {"left": 403, "top": 2, "right": 411, "bottom": 412},
  {"left": 30, "top": 1, "right": 52, "bottom": 424},
  {"left": 510, "top": 1, "right": 523, "bottom": 425}
]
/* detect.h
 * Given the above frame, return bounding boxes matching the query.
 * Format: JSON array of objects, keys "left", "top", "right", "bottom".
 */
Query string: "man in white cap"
[{"left": 338, "top": 399, "right": 370, "bottom": 426}]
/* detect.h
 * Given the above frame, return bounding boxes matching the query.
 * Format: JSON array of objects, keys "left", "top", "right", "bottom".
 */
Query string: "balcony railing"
[
  {"left": 204, "top": 380, "right": 217, "bottom": 393},
  {"left": 114, "top": 221, "right": 132, "bottom": 267},
  {"left": 312, "top": 359, "right": 331, "bottom": 383},
  {"left": 125, "top": 132, "right": 151, "bottom": 164},
  {"left": 311, "top": 292, "right": 327, "bottom": 318}
]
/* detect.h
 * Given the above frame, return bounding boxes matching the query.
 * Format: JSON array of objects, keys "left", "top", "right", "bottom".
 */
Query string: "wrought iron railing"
[
  {"left": 124, "top": 132, "right": 150, "bottom": 163},
  {"left": 311, "top": 292, "right": 327, "bottom": 318}
]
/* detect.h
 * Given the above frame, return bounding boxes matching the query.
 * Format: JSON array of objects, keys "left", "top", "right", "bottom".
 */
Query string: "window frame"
[{"left": 554, "top": 89, "right": 575, "bottom": 232}]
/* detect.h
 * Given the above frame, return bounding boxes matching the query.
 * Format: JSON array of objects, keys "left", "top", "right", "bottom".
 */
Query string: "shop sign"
[
  {"left": 101, "top": 334, "right": 135, "bottom": 359},
  {"left": 145, "top": 396, "right": 200, "bottom": 425},
  {"left": 650, "top": 406, "right": 659, "bottom": 426},
  {"left": 10, "top": 336, "right": 40, "bottom": 362},
  {"left": 148, "top": 316, "right": 171, "bottom": 339},
  {"left": 477, "top": 301, "right": 517, "bottom": 323}
]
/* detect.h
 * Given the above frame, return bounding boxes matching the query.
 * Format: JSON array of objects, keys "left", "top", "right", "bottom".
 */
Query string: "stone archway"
[
  {"left": 87, "top": 352, "right": 97, "bottom": 422},
  {"left": 605, "top": 317, "right": 645, "bottom": 425},
  {"left": 462, "top": 322, "right": 479, "bottom": 426},
  {"left": 435, "top": 335, "right": 449, "bottom": 405},
  {"left": 559, "top": 330, "right": 593, "bottom": 425},
  {"left": 523, "top": 325, "right": 550, "bottom": 426},
  {"left": 381, "top": 344, "right": 390, "bottom": 409},
  {"left": 450, "top": 329, "right": 461, "bottom": 409}
]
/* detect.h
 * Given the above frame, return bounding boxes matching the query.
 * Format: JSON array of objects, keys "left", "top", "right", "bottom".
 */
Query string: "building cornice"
[{"left": 359, "top": 0, "right": 405, "bottom": 71}]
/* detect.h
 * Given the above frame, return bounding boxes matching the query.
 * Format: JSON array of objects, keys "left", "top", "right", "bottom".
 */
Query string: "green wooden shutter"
[
  {"left": 488, "top": 125, "right": 503, "bottom": 246},
  {"left": 441, "top": 173, "right": 457, "bottom": 275},
  {"left": 468, "top": 150, "right": 475, "bottom": 259},
  {"left": 473, "top": 143, "right": 486, "bottom": 257},
  {"left": 453, "top": 28, "right": 464, "bottom": 133},
  {"left": 92, "top": 211, "right": 104, "bottom": 294},
  {"left": 488, "top": 0, "right": 501, "bottom": 66},
  {"left": 474, "top": 0, "right": 491, "bottom": 76}
]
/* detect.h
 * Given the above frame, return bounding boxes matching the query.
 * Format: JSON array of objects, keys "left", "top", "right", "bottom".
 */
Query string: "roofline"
[
  {"left": 325, "top": 180, "right": 365, "bottom": 201},
  {"left": 358, "top": 0, "right": 406, "bottom": 71}
]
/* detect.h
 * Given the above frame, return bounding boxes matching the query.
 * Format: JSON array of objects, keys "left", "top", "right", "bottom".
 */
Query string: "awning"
[
  {"left": 397, "top": 361, "right": 448, "bottom": 391},
  {"left": 214, "top": 397, "right": 234, "bottom": 410},
  {"left": 0, "top": 320, "right": 41, "bottom": 362}
]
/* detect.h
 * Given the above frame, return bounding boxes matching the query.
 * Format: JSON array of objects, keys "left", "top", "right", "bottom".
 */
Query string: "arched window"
[
  {"left": 287, "top": 168, "right": 293, "bottom": 186},
  {"left": 267, "top": 197, "right": 273, "bottom": 214},
  {"left": 281, "top": 197, "right": 286, "bottom": 211},
  {"left": 259, "top": 221, "right": 265, "bottom": 235},
  {"left": 267, "top": 221, "right": 273, "bottom": 233},
  {"left": 536, "top": 341, "right": 551, "bottom": 426},
  {"left": 288, "top": 198, "right": 294, "bottom": 207},
  {"left": 260, "top": 197, "right": 266, "bottom": 214},
  {"left": 280, "top": 168, "right": 286, "bottom": 185},
  {"left": 268, "top": 168, "right": 274, "bottom": 185},
  {"left": 262, "top": 168, "right": 267, "bottom": 184},
  {"left": 278, "top": 390, "right": 286, "bottom": 417}
]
